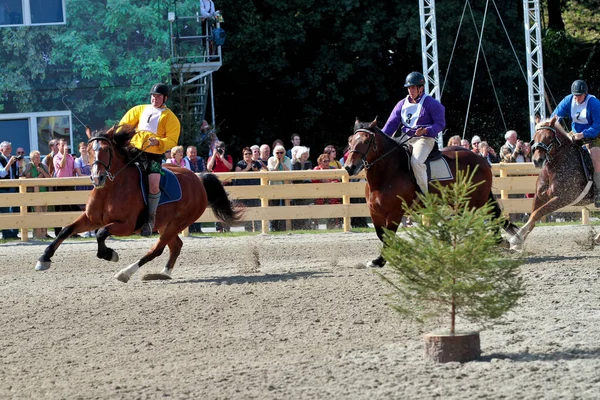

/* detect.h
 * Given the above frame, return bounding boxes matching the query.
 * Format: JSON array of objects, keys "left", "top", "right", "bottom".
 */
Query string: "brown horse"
[
  {"left": 35, "top": 125, "right": 241, "bottom": 282},
  {"left": 508, "top": 116, "right": 600, "bottom": 250},
  {"left": 344, "top": 119, "right": 518, "bottom": 267}
]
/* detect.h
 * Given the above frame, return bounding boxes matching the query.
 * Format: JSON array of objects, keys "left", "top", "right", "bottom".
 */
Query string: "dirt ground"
[{"left": 1, "top": 225, "right": 600, "bottom": 399}]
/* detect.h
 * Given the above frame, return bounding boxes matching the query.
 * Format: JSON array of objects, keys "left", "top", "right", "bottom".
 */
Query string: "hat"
[{"left": 471, "top": 135, "right": 481, "bottom": 144}]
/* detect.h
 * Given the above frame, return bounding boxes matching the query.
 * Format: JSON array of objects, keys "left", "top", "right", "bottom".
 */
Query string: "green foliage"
[{"left": 378, "top": 169, "right": 525, "bottom": 333}]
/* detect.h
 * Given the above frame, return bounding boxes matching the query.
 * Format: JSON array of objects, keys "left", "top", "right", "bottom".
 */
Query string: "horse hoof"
[
  {"left": 110, "top": 251, "right": 119, "bottom": 262},
  {"left": 367, "top": 259, "right": 386, "bottom": 268},
  {"left": 35, "top": 261, "right": 51, "bottom": 271},
  {"left": 594, "top": 232, "right": 600, "bottom": 245},
  {"left": 114, "top": 272, "right": 130, "bottom": 283}
]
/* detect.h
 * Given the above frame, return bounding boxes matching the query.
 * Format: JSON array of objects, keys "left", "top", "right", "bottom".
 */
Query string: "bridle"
[
  {"left": 531, "top": 125, "right": 569, "bottom": 164},
  {"left": 89, "top": 136, "right": 115, "bottom": 182},
  {"left": 348, "top": 128, "right": 403, "bottom": 169}
]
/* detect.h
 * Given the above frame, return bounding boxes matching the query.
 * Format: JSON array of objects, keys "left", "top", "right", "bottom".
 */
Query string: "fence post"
[
  {"left": 582, "top": 207, "right": 590, "bottom": 225},
  {"left": 342, "top": 174, "right": 350, "bottom": 232},
  {"left": 19, "top": 179, "right": 28, "bottom": 243},
  {"left": 260, "top": 177, "right": 269, "bottom": 234}
]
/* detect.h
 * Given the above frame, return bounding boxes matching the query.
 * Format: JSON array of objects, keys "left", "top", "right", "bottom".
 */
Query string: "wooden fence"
[{"left": 0, "top": 163, "right": 593, "bottom": 242}]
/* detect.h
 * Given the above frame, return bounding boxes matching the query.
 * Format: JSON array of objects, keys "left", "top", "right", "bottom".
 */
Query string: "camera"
[
  {"left": 217, "top": 148, "right": 224, "bottom": 155},
  {"left": 16, "top": 155, "right": 23, "bottom": 160}
]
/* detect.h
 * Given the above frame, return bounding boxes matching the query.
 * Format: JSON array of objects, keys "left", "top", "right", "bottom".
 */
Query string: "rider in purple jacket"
[{"left": 382, "top": 71, "right": 446, "bottom": 194}]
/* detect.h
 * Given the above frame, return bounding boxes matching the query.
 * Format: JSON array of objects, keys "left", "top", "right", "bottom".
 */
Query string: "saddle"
[
  {"left": 405, "top": 143, "right": 453, "bottom": 183},
  {"left": 135, "top": 165, "right": 183, "bottom": 206}
]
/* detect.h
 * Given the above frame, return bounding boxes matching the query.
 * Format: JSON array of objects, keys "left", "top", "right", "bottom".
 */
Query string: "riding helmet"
[
  {"left": 571, "top": 80, "right": 588, "bottom": 95},
  {"left": 149, "top": 83, "right": 170, "bottom": 97},
  {"left": 404, "top": 72, "right": 426, "bottom": 87}
]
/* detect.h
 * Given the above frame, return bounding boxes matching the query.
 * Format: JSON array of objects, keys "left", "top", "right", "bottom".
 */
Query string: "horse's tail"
[
  {"left": 201, "top": 173, "right": 243, "bottom": 224},
  {"left": 489, "top": 191, "right": 519, "bottom": 236}
]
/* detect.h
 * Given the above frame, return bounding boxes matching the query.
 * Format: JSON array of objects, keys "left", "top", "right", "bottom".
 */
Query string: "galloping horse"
[
  {"left": 344, "top": 119, "right": 518, "bottom": 267},
  {"left": 508, "top": 116, "right": 600, "bottom": 250},
  {"left": 35, "top": 125, "right": 241, "bottom": 282}
]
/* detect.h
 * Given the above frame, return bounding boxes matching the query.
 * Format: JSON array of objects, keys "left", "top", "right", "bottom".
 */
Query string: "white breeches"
[{"left": 409, "top": 136, "right": 436, "bottom": 194}]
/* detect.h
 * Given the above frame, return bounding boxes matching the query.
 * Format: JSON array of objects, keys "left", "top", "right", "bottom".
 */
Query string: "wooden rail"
[{"left": 0, "top": 163, "right": 594, "bottom": 242}]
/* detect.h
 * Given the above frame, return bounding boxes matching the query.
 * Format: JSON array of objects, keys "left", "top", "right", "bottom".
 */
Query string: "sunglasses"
[
  {"left": 17, "top": 152, "right": 25, "bottom": 155},
  {"left": 275, "top": 152, "right": 284, "bottom": 154},
  {"left": 244, "top": 152, "right": 252, "bottom": 155}
]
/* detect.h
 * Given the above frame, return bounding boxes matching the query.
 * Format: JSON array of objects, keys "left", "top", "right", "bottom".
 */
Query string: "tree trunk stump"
[{"left": 424, "top": 331, "right": 480, "bottom": 363}]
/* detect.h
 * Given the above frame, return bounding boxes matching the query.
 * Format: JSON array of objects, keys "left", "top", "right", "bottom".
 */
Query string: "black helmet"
[
  {"left": 404, "top": 72, "right": 426, "bottom": 88},
  {"left": 149, "top": 83, "right": 170, "bottom": 97},
  {"left": 571, "top": 80, "right": 588, "bottom": 96}
]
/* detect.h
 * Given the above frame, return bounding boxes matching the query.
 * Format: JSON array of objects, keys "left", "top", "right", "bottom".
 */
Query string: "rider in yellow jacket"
[{"left": 119, "top": 83, "right": 181, "bottom": 236}]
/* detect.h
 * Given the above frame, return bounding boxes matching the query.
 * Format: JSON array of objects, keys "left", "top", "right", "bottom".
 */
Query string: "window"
[
  {"left": 0, "top": 112, "right": 73, "bottom": 156},
  {"left": 0, "top": 0, "right": 65, "bottom": 27}
]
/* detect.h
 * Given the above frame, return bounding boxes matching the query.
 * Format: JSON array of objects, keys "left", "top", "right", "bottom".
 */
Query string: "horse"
[
  {"left": 344, "top": 119, "right": 518, "bottom": 267},
  {"left": 35, "top": 125, "right": 242, "bottom": 282},
  {"left": 507, "top": 116, "right": 600, "bottom": 250}
]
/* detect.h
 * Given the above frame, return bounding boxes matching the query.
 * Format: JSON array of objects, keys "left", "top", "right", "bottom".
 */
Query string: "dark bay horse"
[
  {"left": 344, "top": 119, "right": 518, "bottom": 267},
  {"left": 508, "top": 116, "right": 600, "bottom": 250},
  {"left": 35, "top": 125, "right": 241, "bottom": 282}
]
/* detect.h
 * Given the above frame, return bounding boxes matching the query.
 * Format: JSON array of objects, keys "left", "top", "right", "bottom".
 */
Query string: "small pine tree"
[{"left": 378, "top": 168, "right": 525, "bottom": 334}]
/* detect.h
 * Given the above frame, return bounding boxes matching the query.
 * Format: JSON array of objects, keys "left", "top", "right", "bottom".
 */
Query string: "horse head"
[
  {"left": 88, "top": 124, "right": 135, "bottom": 188},
  {"left": 344, "top": 118, "right": 378, "bottom": 176},
  {"left": 531, "top": 115, "right": 571, "bottom": 168}
]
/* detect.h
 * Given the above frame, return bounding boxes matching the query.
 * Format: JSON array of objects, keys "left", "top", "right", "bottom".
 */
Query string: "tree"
[{"left": 378, "top": 168, "right": 525, "bottom": 335}]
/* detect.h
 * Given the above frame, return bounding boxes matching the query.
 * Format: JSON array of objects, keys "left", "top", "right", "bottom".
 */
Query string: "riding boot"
[
  {"left": 141, "top": 192, "right": 160, "bottom": 237},
  {"left": 594, "top": 172, "right": 600, "bottom": 208}
]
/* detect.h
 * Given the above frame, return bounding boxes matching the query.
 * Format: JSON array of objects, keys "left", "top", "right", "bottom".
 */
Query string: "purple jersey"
[{"left": 382, "top": 94, "right": 446, "bottom": 138}]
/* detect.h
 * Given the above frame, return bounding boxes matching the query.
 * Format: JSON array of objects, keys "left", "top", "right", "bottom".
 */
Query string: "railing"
[{"left": 0, "top": 163, "right": 594, "bottom": 242}]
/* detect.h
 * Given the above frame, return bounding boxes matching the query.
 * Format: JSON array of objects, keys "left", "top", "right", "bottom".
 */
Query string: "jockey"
[
  {"left": 382, "top": 71, "right": 446, "bottom": 194},
  {"left": 552, "top": 79, "right": 600, "bottom": 207},
  {"left": 119, "top": 83, "right": 181, "bottom": 236}
]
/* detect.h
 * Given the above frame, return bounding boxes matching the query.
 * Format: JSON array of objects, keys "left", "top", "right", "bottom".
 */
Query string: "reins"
[{"left": 88, "top": 136, "right": 151, "bottom": 182}]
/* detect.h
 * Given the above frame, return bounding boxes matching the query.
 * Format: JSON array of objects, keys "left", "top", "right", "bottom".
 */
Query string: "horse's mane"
[
  {"left": 354, "top": 121, "right": 404, "bottom": 149},
  {"left": 92, "top": 124, "right": 138, "bottom": 162},
  {"left": 535, "top": 118, "right": 571, "bottom": 141}
]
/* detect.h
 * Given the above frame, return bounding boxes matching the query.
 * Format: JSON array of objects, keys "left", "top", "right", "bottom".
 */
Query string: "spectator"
[
  {"left": 167, "top": 145, "right": 190, "bottom": 169},
  {"left": 53, "top": 138, "right": 80, "bottom": 237},
  {"left": 259, "top": 144, "right": 270, "bottom": 169},
  {"left": 460, "top": 139, "right": 470, "bottom": 150},
  {"left": 43, "top": 139, "right": 58, "bottom": 177},
  {"left": 185, "top": 145, "right": 206, "bottom": 173},
  {"left": 324, "top": 145, "right": 342, "bottom": 169},
  {"left": 552, "top": 79, "right": 600, "bottom": 207},
  {"left": 471, "top": 135, "right": 481, "bottom": 155},
  {"left": 23, "top": 150, "right": 51, "bottom": 239},
  {"left": 500, "top": 130, "right": 526, "bottom": 163},
  {"left": 286, "top": 134, "right": 301, "bottom": 158},
  {"left": 250, "top": 145, "right": 261, "bottom": 163},
  {"left": 234, "top": 147, "right": 262, "bottom": 232},
  {"left": 267, "top": 145, "right": 292, "bottom": 231},
  {"left": 272, "top": 139, "right": 284, "bottom": 152},
  {"left": 15, "top": 147, "right": 26, "bottom": 176},
  {"left": 447, "top": 135, "right": 462, "bottom": 147},
  {"left": 291, "top": 146, "right": 313, "bottom": 230},
  {"left": 200, "top": 120, "right": 219, "bottom": 157},
  {"left": 74, "top": 142, "right": 94, "bottom": 238},
  {"left": 0, "top": 141, "right": 19, "bottom": 240},
  {"left": 521, "top": 142, "right": 532, "bottom": 163},
  {"left": 313, "top": 154, "right": 342, "bottom": 229},
  {"left": 292, "top": 146, "right": 312, "bottom": 171},
  {"left": 207, "top": 141, "right": 233, "bottom": 173},
  {"left": 207, "top": 141, "right": 233, "bottom": 233},
  {"left": 200, "top": 0, "right": 216, "bottom": 20},
  {"left": 479, "top": 141, "right": 500, "bottom": 164}
]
